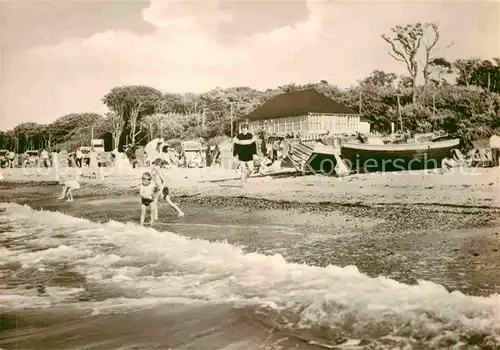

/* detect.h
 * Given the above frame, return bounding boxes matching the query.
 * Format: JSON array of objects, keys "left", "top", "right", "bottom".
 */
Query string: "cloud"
[{"left": 2, "top": 0, "right": 498, "bottom": 129}]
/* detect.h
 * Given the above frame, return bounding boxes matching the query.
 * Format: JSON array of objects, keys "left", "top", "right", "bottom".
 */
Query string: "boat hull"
[{"left": 340, "top": 139, "right": 460, "bottom": 172}]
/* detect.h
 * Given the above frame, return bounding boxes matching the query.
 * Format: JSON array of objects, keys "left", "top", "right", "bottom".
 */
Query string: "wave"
[{"left": 1, "top": 202, "right": 499, "bottom": 348}]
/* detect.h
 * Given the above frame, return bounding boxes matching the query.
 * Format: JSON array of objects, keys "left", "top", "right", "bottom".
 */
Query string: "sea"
[{"left": 1, "top": 200, "right": 500, "bottom": 349}]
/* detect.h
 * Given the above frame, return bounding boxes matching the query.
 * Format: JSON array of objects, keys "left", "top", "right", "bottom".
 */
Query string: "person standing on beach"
[
  {"left": 75, "top": 148, "right": 83, "bottom": 168},
  {"left": 88, "top": 148, "right": 99, "bottom": 179},
  {"left": 233, "top": 123, "right": 257, "bottom": 187},
  {"left": 139, "top": 172, "right": 158, "bottom": 226},
  {"left": 6, "top": 151, "right": 15, "bottom": 168},
  {"left": 490, "top": 133, "right": 500, "bottom": 167},
  {"left": 440, "top": 150, "right": 458, "bottom": 173},
  {"left": 40, "top": 149, "right": 50, "bottom": 168},
  {"left": 151, "top": 158, "right": 184, "bottom": 220}
]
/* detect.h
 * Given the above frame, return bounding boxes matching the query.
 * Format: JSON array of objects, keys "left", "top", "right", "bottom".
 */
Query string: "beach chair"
[
  {"left": 472, "top": 148, "right": 493, "bottom": 167},
  {"left": 482, "top": 149, "right": 493, "bottom": 167},
  {"left": 453, "top": 149, "right": 471, "bottom": 167}
]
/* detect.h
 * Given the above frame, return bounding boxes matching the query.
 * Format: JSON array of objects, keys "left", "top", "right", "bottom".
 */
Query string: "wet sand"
[
  {"left": 1, "top": 182, "right": 500, "bottom": 296},
  {"left": 1, "top": 165, "right": 499, "bottom": 207}
]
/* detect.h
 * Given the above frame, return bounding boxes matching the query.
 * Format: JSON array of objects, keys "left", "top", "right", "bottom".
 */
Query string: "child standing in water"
[
  {"left": 151, "top": 158, "right": 184, "bottom": 220},
  {"left": 139, "top": 172, "right": 159, "bottom": 226}
]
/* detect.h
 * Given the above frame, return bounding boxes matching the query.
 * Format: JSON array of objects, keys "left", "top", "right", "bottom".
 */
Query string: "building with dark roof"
[{"left": 239, "top": 88, "right": 371, "bottom": 137}]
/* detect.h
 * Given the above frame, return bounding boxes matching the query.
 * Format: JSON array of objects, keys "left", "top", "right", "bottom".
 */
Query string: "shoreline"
[
  {"left": 1, "top": 165, "right": 499, "bottom": 208},
  {"left": 2, "top": 173, "right": 500, "bottom": 349},
  {"left": 2, "top": 176, "right": 500, "bottom": 297}
]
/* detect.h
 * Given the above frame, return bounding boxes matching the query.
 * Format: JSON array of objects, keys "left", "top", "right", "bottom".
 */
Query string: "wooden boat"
[{"left": 340, "top": 139, "right": 460, "bottom": 172}]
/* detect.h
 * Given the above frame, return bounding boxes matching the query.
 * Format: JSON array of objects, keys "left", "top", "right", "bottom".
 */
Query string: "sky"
[{"left": 0, "top": 0, "right": 498, "bottom": 131}]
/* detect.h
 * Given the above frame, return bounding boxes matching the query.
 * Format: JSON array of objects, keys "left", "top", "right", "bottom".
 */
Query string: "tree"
[
  {"left": 468, "top": 59, "right": 500, "bottom": 92},
  {"left": 102, "top": 88, "right": 128, "bottom": 128},
  {"left": 141, "top": 113, "right": 169, "bottom": 141},
  {"left": 40, "top": 124, "right": 57, "bottom": 151},
  {"left": 421, "top": 23, "right": 449, "bottom": 86},
  {"left": 427, "top": 57, "right": 453, "bottom": 86},
  {"left": 103, "top": 111, "right": 125, "bottom": 150},
  {"left": 382, "top": 23, "right": 443, "bottom": 103},
  {"left": 13, "top": 122, "right": 42, "bottom": 152},
  {"left": 128, "top": 101, "right": 144, "bottom": 146},
  {"left": 382, "top": 23, "right": 423, "bottom": 103},
  {"left": 359, "top": 70, "right": 397, "bottom": 88},
  {"left": 454, "top": 58, "right": 482, "bottom": 87},
  {"left": 102, "top": 85, "right": 163, "bottom": 146},
  {"left": 397, "top": 75, "right": 414, "bottom": 89}
]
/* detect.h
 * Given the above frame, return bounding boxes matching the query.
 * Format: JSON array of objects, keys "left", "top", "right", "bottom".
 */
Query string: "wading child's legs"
[
  {"left": 166, "top": 195, "right": 184, "bottom": 217},
  {"left": 140, "top": 204, "right": 148, "bottom": 226},
  {"left": 67, "top": 189, "right": 74, "bottom": 202},
  {"left": 153, "top": 200, "right": 159, "bottom": 220},
  {"left": 152, "top": 197, "right": 159, "bottom": 220},
  {"left": 150, "top": 202, "right": 157, "bottom": 225},
  {"left": 58, "top": 185, "right": 68, "bottom": 199}
]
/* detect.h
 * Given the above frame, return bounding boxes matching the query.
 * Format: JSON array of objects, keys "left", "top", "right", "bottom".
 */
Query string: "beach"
[
  {"left": 1, "top": 165, "right": 500, "bottom": 349},
  {"left": 1, "top": 164, "right": 499, "bottom": 206}
]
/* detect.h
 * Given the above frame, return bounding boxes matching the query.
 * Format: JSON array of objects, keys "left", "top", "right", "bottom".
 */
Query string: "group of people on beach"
[
  {"left": 53, "top": 123, "right": 257, "bottom": 226},
  {"left": 138, "top": 123, "right": 257, "bottom": 226}
]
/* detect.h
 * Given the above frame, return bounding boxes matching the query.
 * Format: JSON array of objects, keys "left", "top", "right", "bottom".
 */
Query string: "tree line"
[{"left": 1, "top": 22, "right": 499, "bottom": 153}]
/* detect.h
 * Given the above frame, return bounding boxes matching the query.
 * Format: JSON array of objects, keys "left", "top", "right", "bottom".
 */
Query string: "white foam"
[{"left": 1, "top": 202, "right": 499, "bottom": 344}]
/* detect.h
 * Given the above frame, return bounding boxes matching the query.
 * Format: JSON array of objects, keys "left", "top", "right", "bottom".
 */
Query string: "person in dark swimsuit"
[{"left": 139, "top": 172, "right": 158, "bottom": 226}]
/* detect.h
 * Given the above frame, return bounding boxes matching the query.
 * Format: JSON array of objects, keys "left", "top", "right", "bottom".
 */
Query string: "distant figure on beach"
[
  {"left": 151, "top": 158, "right": 184, "bottom": 220},
  {"left": 88, "top": 148, "right": 99, "bottom": 179},
  {"left": 40, "top": 149, "right": 50, "bottom": 168},
  {"left": 57, "top": 171, "right": 81, "bottom": 202},
  {"left": 75, "top": 149, "right": 83, "bottom": 168},
  {"left": 110, "top": 148, "right": 118, "bottom": 167},
  {"left": 212, "top": 144, "right": 221, "bottom": 166},
  {"left": 441, "top": 150, "right": 458, "bottom": 173},
  {"left": 125, "top": 144, "right": 138, "bottom": 168},
  {"left": 6, "top": 151, "right": 15, "bottom": 168},
  {"left": 205, "top": 146, "right": 213, "bottom": 167},
  {"left": 51, "top": 151, "right": 58, "bottom": 168},
  {"left": 490, "top": 133, "right": 500, "bottom": 167},
  {"left": 233, "top": 123, "right": 257, "bottom": 187},
  {"left": 139, "top": 171, "right": 159, "bottom": 226}
]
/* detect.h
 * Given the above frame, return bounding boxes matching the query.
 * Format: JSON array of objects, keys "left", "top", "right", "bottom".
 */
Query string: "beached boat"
[{"left": 340, "top": 138, "right": 460, "bottom": 172}]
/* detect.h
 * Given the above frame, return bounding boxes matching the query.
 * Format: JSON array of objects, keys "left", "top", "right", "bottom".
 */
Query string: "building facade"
[
  {"left": 245, "top": 113, "right": 370, "bottom": 136},
  {"left": 239, "top": 88, "right": 370, "bottom": 137}
]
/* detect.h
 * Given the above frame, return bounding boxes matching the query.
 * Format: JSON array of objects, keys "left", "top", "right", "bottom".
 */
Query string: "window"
[
  {"left": 278, "top": 119, "right": 285, "bottom": 134},
  {"left": 303, "top": 116, "right": 308, "bottom": 133},
  {"left": 294, "top": 116, "right": 300, "bottom": 133},
  {"left": 272, "top": 120, "right": 278, "bottom": 134},
  {"left": 285, "top": 117, "right": 292, "bottom": 133}
]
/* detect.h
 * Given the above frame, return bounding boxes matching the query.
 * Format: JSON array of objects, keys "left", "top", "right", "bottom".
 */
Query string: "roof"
[{"left": 244, "top": 88, "right": 359, "bottom": 122}]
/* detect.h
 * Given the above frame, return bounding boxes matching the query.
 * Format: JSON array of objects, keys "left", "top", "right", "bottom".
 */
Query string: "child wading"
[
  {"left": 139, "top": 172, "right": 159, "bottom": 226},
  {"left": 57, "top": 171, "right": 81, "bottom": 202},
  {"left": 151, "top": 158, "right": 184, "bottom": 220}
]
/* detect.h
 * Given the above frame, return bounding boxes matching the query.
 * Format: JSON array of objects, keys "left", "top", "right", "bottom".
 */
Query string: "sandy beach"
[
  {"left": 1, "top": 164, "right": 499, "bottom": 207},
  {"left": 1, "top": 165, "right": 500, "bottom": 349}
]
